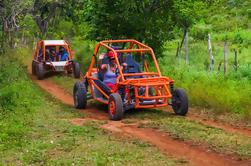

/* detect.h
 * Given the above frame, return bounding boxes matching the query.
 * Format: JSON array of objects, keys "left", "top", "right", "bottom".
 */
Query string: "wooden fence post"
[
  {"left": 208, "top": 34, "right": 214, "bottom": 72},
  {"left": 185, "top": 31, "right": 189, "bottom": 64},
  {"left": 234, "top": 48, "right": 238, "bottom": 72},
  {"left": 224, "top": 42, "right": 228, "bottom": 76}
]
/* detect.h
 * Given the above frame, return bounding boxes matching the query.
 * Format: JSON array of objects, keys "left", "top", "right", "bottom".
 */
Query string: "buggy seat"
[{"left": 125, "top": 54, "right": 141, "bottom": 73}]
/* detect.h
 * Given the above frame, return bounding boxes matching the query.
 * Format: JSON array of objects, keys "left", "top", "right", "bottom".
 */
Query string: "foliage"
[{"left": 84, "top": 0, "right": 207, "bottom": 55}]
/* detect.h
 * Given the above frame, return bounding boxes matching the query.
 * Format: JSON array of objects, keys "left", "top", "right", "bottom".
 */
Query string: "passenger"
[
  {"left": 50, "top": 48, "right": 57, "bottom": 61},
  {"left": 45, "top": 48, "right": 51, "bottom": 61},
  {"left": 38, "top": 48, "right": 43, "bottom": 61},
  {"left": 101, "top": 51, "right": 127, "bottom": 91},
  {"left": 58, "top": 46, "right": 69, "bottom": 61}
]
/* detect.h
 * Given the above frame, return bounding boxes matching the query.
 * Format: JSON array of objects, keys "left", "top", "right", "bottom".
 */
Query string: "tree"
[
  {"left": 0, "top": 0, "right": 32, "bottom": 50},
  {"left": 84, "top": 0, "right": 207, "bottom": 57},
  {"left": 31, "top": 0, "right": 63, "bottom": 38},
  {"left": 172, "top": 0, "right": 206, "bottom": 56}
]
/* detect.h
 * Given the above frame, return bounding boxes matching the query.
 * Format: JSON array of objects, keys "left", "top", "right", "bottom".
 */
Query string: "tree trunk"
[
  {"left": 32, "top": 0, "right": 62, "bottom": 38},
  {"left": 180, "top": 29, "right": 187, "bottom": 50},
  {"left": 176, "top": 42, "right": 181, "bottom": 63},
  {"left": 176, "top": 42, "right": 180, "bottom": 58},
  {"left": 176, "top": 29, "right": 187, "bottom": 61}
]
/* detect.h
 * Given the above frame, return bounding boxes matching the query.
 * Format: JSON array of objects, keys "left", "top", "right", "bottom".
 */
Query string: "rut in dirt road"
[
  {"left": 161, "top": 107, "right": 251, "bottom": 138},
  {"left": 29, "top": 73, "right": 251, "bottom": 166}
]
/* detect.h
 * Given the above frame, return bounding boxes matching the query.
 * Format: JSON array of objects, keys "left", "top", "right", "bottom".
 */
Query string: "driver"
[
  {"left": 101, "top": 51, "right": 127, "bottom": 91},
  {"left": 58, "top": 46, "right": 69, "bottom": 61}
]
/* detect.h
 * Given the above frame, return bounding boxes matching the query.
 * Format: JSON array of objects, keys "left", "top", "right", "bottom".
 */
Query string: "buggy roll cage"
[
  {"left": 85, "top": 39, "right": 174, "bottom": 108},
  {"left": 33, "top": 40, "right": 73, "bottom": 62},
  {"left": 86, "top": 39, "right": 162, "bottom": 81}
]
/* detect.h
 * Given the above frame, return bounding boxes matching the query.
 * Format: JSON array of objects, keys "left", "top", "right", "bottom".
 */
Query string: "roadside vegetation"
[{"left": 160, "top": 42, "right": 251, "bottom": 118}]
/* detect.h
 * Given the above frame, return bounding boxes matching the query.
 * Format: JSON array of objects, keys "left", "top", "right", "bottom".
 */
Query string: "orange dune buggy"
[
  {"left": 73, "top": 39, "right": 188, "bottom": 120},
  {"left": 32, "top": 40, "right": 80, "bottom": 80}
]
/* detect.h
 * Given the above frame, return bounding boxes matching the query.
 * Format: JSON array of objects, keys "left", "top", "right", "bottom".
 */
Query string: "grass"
[
  {"left": 0, "top": 50, "right": 187, "bottom": 165},
  {"left": 160, "top": 40, "right": 251, "bottom": 119}
]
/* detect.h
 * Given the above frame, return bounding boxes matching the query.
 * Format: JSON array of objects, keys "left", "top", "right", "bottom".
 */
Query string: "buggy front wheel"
[
  {"left": 73, "top": 62, "right": 80, "bottom": 78},
  {"left": 73, "top": 82, "right": 87, "bottom": 109},
  {"left": 108, "top": 93, "right": 124, "bottom": 121},
  {"left": 32, "top": 60, "right": 37, "bottom": 75},
  {"left": 171, "top": 88, "right": 188, "bottom": 116},
  {"left": 36, "top": 63, "right": 45, "bottom": 80}
]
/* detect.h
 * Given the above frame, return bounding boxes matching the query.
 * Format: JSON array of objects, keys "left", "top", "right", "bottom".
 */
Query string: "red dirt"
[
  {"left": 161, "top": 107, "right": 251, "bottom": 138},
  {"left": 29, "top": 73, "right": 251, "bottom": 166}
]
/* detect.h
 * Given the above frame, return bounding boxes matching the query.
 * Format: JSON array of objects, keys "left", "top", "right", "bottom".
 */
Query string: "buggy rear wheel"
[
  {"left": 108, "top": 93, "right": 124, "bottom": 121},
  {"left": 32, "top": 60, "right": 37, "bottom": 75},
  {"left": 73, "top": 82, "right": 87, "bottom": 109},
  {"left": 172, "top": 88, "right": 188, "bottom": 116},
  {"left": 73, "top": 62, "right": 80, "bottom": 78},
  {"left": 36, "top": 63, "right": 45, "bottom": 80}
]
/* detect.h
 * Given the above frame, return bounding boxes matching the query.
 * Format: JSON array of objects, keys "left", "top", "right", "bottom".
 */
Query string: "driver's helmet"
[
  {"left": 50, "top": 48, "right": 56, "bottom": 53},
  {"left": 59, "top": 46, "right": 66, "bottom": 52},
  {"left": 108, "top": 51, "right": 115, "bottom": 59}
]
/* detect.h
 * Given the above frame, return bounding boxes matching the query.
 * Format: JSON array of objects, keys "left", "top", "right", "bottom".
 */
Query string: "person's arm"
[
  {"left": 65, "top": 52, "right": 69, "bottom": 60},
  {"left": 121, "top": 62, "right": 127, "bottom": 70},
  {"left": 61, "top": 52, "right": 68, "bottom": 61},
  {"left": 101, "top": 64, "right": 107, "bottom": 70}
]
